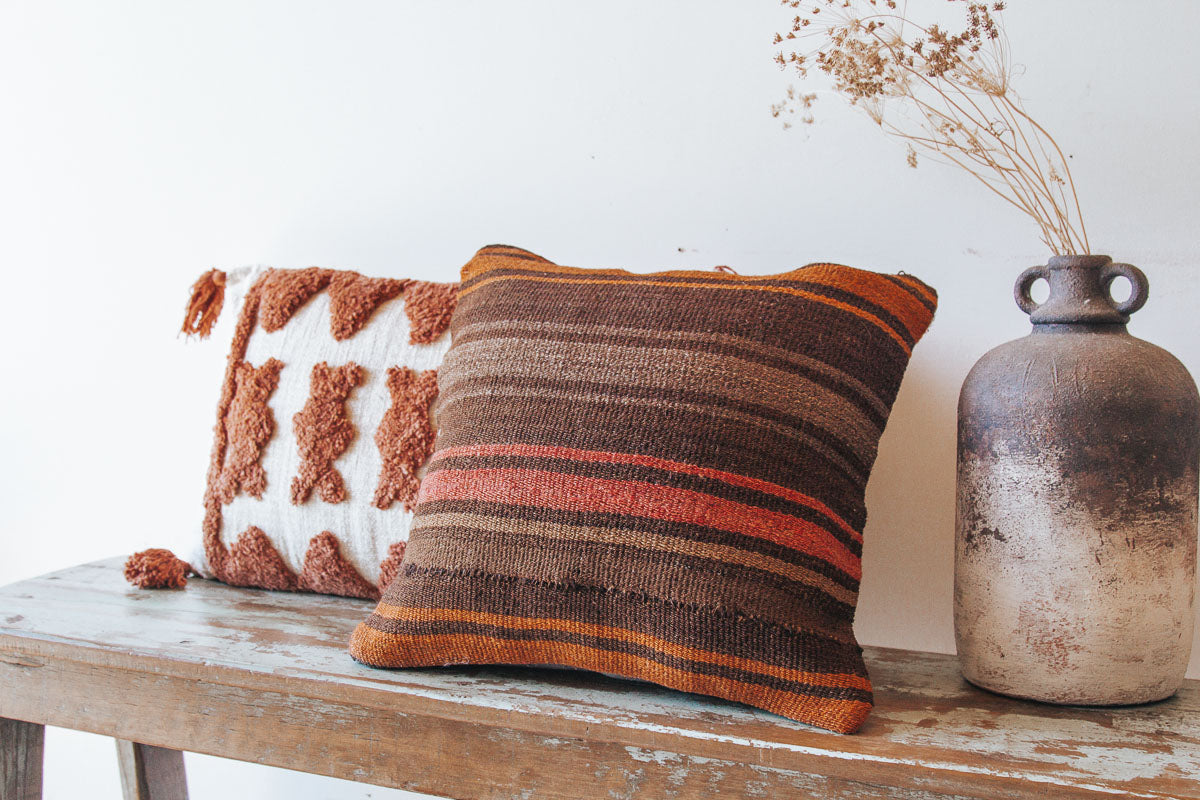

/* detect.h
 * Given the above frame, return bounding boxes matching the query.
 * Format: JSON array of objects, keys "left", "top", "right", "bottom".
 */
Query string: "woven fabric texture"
[
  {"left": 195, "top": 267, "right": 457, "bottom": 599},
  {"left": 350, "top": 244, "right": 937, "bottom": 732}
]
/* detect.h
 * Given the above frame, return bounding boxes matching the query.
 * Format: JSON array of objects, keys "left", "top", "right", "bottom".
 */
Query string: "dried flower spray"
[{"left": 774, "top": 0, "right": 1089, "bottom": 255}]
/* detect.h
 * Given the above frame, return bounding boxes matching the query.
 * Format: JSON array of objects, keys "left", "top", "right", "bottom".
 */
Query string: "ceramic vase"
[{"left": 955, "top": 254, "right": 1199, "bottom": 704}]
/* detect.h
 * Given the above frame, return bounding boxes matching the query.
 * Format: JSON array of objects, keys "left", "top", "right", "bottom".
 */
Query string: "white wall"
[{"left": 2, "top": 2, "right": 1197, "bottom": 797}]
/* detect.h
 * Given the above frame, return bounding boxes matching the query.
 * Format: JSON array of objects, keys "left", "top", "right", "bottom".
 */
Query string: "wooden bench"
[{"left": 1, "top": 559, "right": 1197, "bottom": 799}]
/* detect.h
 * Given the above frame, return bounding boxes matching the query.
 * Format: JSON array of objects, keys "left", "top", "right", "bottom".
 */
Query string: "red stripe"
[
  {"left": 418, "top": 467, "right": 862, "bottom": 581},
  {"left": 430, "top": 443, "right": 862, "bottom": 544}
]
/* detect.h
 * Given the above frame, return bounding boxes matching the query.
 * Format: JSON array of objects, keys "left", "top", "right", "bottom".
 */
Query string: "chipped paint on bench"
[{"left": 1, "top": 559, "right": 1197, "bottom": 799}]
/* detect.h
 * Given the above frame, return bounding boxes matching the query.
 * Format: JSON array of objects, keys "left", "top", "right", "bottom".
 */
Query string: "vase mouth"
[{"left": 1046, "top": 254, "right": 1111, "bottom": 270}]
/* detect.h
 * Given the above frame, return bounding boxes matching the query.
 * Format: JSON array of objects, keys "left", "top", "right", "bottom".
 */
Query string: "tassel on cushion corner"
[{"left": 125, "top": 549, "right": 194, "bottom": 589}]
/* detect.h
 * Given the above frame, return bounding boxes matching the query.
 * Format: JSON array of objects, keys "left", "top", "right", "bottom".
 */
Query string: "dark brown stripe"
[
  {"left": 442, "top": 336, "right": 883, "bottom": 462},
  {"left": 452, "top": 280, "right": 915, "bottom": 400},
  {"left": 457, "top": 265, "right": 922, "bottom": 347},
  {"left": 450, "top": 320, "right": 890, "bottom": 429},
  {"left": 403, "top": 523, "right": 855, "bottom": 629},
  {"left": 414, "top": 499, "right": 861, "bottom": 592},
  {"left": 379, "top": 567, "right": 867, "bottom": 678},
  {"left": 439, "top": 372, "right": 874, "bottom": 483},
  {"left": 883, "top": 273, "right": 939, "bottom": 314}
]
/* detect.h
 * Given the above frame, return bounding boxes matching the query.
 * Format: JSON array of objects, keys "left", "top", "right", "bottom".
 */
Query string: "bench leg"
[
  {"left": 1, "top": 717, "right": 44, "bottom": 800},
  {"left": 115, "top": 741, "right": 187, "bottom": 800}
]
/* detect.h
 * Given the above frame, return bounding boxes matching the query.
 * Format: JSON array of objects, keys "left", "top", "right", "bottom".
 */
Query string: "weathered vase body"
[{"left": 956, "top": 255, "right": 1199, "bottom": 704}]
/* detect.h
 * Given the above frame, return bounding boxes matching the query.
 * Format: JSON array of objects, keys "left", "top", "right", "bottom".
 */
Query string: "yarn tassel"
[
  {"left": 124, "top": 549, "right": 195, "bottom": 589},
  {"left": 181, "top": 268, "right": 227, "bottom": 338}
]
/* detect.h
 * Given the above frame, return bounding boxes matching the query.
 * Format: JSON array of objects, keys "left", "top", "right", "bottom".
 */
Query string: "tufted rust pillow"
[
  {"left": 192, "top": 267, "right": 457, "bottom": 598},
  {"left": 350, "top": 245, "right": 936, "bottom": 732}
]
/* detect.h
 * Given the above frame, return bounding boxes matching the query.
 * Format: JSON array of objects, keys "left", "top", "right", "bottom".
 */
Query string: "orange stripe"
[
  {"left": 894, "top": 273, "right": 938, "bottom": 305},
  {"left": 462, "top": 254, "right": 774, "bottom": 282},
  {"left": 458, "top": 273, "right": 913, "bottom": 355},
  {"left": 371, "top": 604, "right": 872, "bottom": 692},
  {"left": 430, "top": 442, "right": 862, "bottom": 543},
  {"left": 791, "top": 264, "right": 934, "bottom": 340},
  {"left": 351, "top": 626, "right": 871, "bottom": 733},
  {"left": 418, "top": 467, "right": 862, "bottom": 581}
]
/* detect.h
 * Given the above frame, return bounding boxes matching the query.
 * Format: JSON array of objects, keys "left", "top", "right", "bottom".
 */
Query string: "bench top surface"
[{"left": 1, "top": 558, "right": 1198, "bottom": 800}]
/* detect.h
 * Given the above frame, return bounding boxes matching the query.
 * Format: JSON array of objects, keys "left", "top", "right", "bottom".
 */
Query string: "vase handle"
[
  {"left": 1101, "top": 262, "right": 1149, "bottom": 317},
  {"left": 1014, "top": 266, "right": 1049, "bottom": 316}
]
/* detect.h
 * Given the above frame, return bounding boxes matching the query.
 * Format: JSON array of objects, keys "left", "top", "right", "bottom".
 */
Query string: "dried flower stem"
[{"left": 775, "top": 1, "right": 1089, "bottom": 255}]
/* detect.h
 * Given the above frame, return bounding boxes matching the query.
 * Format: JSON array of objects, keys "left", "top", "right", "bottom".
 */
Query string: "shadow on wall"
[{"left": 857, "top": 354, "right": 963, "bottom": 654}]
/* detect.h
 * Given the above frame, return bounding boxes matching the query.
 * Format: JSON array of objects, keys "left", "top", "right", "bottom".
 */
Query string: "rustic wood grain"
[
  {"left": 115, "top": 740, "right": 188, "bottom": 800},
  {"left": 0, "top": 717, "right": 44, "bottom": 800},
  {"left": 1, "top": 559, "right": 1198, "bottom": 799}
]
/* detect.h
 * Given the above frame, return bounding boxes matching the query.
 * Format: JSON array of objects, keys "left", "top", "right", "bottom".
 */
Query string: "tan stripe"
[
  {"left": 443, "top": 338, "right": 881, "bottom": 459},
  {"left": 350, "top": 624, "right": 871, "bottom": 733},
  {"left": 437, "top": 382, "right": 868, "bottom": 484},
  {"left": 371, "top": 604, "right": 871, "bottom": 692},
  {"left": 457, "top": 273, "right": 913, "bottom": 354},
  {"left": 414, "top": 511, "right": 859, "bottom": 607},
  {"left": 453, "top": 318, "right": 891, "bottom": 417}
]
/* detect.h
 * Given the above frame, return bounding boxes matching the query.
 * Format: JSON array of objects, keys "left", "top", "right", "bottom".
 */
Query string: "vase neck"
[{"left": 1014, "top": 255, "right": 1149, "bottom": 326}]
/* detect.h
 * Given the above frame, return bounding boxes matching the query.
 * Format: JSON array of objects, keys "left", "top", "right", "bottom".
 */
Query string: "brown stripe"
[
  {"left": 442, "top": 338, "right": 882, "bottom": 462},
  {"left": 414, "top": 509, "right": 858, "bottom": 600},
  {"left": 416, "top": 497, "right": 861, "bottom": 591},
  {"left": 452, "top": 318, "right": 891, "bottom": 420},
  {"left": 456, "top": 273, "right": 917, "bottom": 352},
  {"left": 407, "top": 512, "right": 857, "bottom": 628},
  {"left": 409, "top": 516, "right": 856, "bottom": 610},
  {"left": 452, "top": 279, "right": 916, "bottom": 402},
  {"left": 458, "top": 254, "right": 934, "bottom": 345},
  {"left": 456, "top": 270, "right": 924, "bottom": 352},
  {"left": 382, "top": 567, "right": 863, "bottom": 667},
  {"left": 371, "top": 573, "right": 867, "bottom": 678},
  {"left": 883, "top": 273, "right": 938, "bottom": 314},
  {"left": 437, "top": 379, "right": 870, "bottom": 486}
]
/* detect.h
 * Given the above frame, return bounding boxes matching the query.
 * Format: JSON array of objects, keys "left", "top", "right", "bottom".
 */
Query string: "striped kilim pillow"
[{"left": 350, "top": 245, "right": 937, "bottom": 733}]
